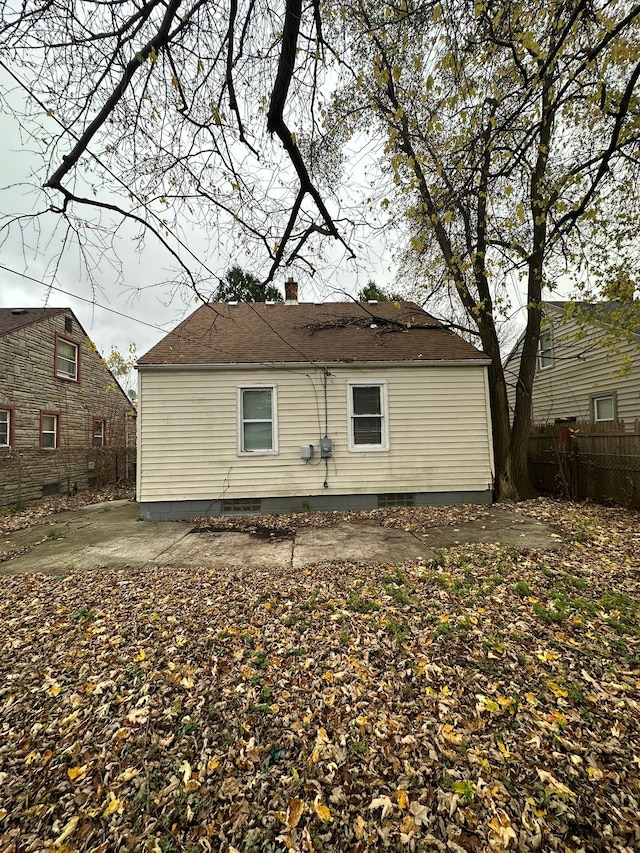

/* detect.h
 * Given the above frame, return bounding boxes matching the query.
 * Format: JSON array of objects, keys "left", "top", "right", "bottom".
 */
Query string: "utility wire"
[{"left": 0, "top": 263, "right": 173, "bottom": 335}]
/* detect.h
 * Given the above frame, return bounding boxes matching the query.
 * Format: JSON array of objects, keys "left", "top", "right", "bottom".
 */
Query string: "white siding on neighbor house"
[
  {"left": 505, "top": 316, "right": 640, "bottom": 425},
  {"left": 137, "top": 364, "right": 494, "bottom": 502}
]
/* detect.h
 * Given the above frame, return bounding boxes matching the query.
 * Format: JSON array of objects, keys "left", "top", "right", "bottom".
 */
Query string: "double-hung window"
[
  {"left": 56, "top": 335, "right": 79, "bottom": 381},
  {"left": 537, "top": 330, "right": 553, "bottom": 370},
  {"left": 347, "top": 381, "right": 389, "bottom": 451},
  {"left": 0, "top": 408, "right": 11, "bottom": 447},
  {"left": 239, "top": 386, "right": 277, "bottom": 453},
  {"left": 41, "top": 412, "right": 59, "bottom": 449},
  {"left": 93, "top": 418, "right": 106, "bottom": 447}
]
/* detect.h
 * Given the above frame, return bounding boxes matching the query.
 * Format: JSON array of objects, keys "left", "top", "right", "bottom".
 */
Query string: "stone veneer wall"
[{"left": 0, "top": 310, "right": 135, "bottom": 506}]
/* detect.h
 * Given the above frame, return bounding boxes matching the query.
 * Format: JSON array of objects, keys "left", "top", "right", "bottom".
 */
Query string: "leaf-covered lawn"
[{"left": 1, "top": 499, "right": 639, "bottom": 853}]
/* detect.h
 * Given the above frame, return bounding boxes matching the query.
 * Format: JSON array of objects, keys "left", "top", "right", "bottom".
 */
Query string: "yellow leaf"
[
  {"left": 392, "top": 65, "right": 401, "bottom": 82},
  {"left": 0, "top": 808, "right": 6, "bottom": 821},
  {"left": 285, "top": 797, "right": 305, "bottom": 828},
  {"left": 54, "top": 815, "right": 79, "bottom": 845},
  {"left": 354, "top": 815, "right": 367, "bottom": 839},
  {"left": 488, "top": 808, "right": 517, "bottom": 847},
  {"left": 48, "top": 683, "right": 62, "bottom": 697},
  {"left": 440, "top": 723, "right": 463, "bottom": 744},
  {"left": 208, "top": 756, "right": 221, "bottom": 773},
  {"left": 549, "top": 682, "right": 568, "bottom": 698},
  {"left": 308, "top": 745, "right": 321, "bottom": 764},
  {"left": 395, "top": 789, "right": 409, "bottom": 810},
  {"left": 103, "top": 792, "right": 124, "bottom": 817},
  {"left": 314, "top": 799, "right": 333, "bottom": 822},
  {"left": 497, "top": 739, "right": 510, "bottom": 758},
  {"left": 516, "top": 202, "right": 525, "bottom": 222},
  {"left": 118, "top": 767, "right": 140, "bottom": 783},
  {"left": 135, "top": 649, "right": 146, "bottom": 661},
  {"left": 535, "top": 649, "right": 560, "bottom": 662},
  {"left": 68, "top": 764, "right": 89, "bottom": 783},
  {"left": 587, "top": 766, "right": 604, "bottom": 780}
]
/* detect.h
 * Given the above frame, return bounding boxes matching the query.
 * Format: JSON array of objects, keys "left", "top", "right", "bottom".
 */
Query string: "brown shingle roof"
[
  {"left": 139, "top": 301, "right": 486, "bottom": 365},
  {"left": 0, "top": 307, "right": 67, "bottom": 337}
]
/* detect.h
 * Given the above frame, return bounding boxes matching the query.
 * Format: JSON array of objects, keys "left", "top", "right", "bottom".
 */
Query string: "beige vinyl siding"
[
  {"left": 505, "top": 315, "right": 639, "bottom": 425},
  {"left": 137, "top": 364, "right": 493, "bottom": 502}
]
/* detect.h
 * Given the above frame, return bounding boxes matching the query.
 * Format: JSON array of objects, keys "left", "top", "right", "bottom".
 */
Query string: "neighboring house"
[
  {"left": 136, "top": 287, "right": 495, "bottom": 520},
  {"left": 504, "top": 301, "right": 640, "bottom": 426},
  {"left": 0, "top": 307, "right": 135, "bottom": 505}
]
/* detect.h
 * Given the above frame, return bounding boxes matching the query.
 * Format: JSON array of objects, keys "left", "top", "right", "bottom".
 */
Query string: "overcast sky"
[
  {"left": 0, "top": 93, "right": 187, "bottom": 358},
  {"left": 0, "top": 60, "right": 398, "bottom": 368},
  {"left": 0, "top": 113, "right": 400, "bottom": 371}
]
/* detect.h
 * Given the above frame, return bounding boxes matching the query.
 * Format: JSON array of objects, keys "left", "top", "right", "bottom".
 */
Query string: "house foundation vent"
[
  {"left": 377, "top": 493, "right": 416, "bottom": 508},
  {"left": 221, "top": 498, "right": 262, "bottom": 515},
  {"left": 42, "top": 482, "right": 61, "bottom": 497}
]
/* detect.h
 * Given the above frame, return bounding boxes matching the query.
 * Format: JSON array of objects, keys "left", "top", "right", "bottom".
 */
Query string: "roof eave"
[{"left": 137, "top": 358, "right": 491, "bottom": 370}]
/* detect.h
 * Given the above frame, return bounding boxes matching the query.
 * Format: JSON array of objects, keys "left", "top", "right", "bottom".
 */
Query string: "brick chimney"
[{"left": 285, "top": 276, "right": 299, "bottom": 304}]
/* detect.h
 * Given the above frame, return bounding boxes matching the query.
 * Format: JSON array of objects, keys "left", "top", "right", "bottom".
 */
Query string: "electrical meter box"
[{"left": 320, "top": 437, "right": 333, "bottom": 458}]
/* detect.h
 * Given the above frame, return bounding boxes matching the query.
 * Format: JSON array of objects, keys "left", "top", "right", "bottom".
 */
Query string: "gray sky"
[{"left": 0, "top": 87, "right": 187, "bottom": 358}]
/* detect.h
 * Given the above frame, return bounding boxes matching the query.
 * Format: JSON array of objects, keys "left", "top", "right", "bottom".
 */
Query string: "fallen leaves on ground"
[{"left": 1, "top": 499, "right": 639, "bottom": 852}]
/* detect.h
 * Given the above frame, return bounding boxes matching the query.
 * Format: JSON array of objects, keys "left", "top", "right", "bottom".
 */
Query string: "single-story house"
[{"left": 136, "top": 287, "right": 494, "bottom": 520}]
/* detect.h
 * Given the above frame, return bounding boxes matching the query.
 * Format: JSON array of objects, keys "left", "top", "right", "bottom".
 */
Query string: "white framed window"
[
  {"left": 591, "top": 392, "right": 616, "bottom": 422},
  {"left": 347, "top": 381, "right": 389, "bottom": 452},
  {"left": 0, "top": 409, "right": 11, "bottom": 446},
  {"left": 41, "top": 412, "right": 59, "bottom": 449},
  {"left": 56, "top": 335, "right": 79, "bottom": 381},
  {"left": 538, "top": 330, "right": 553, "bottom": 370},
  {"left": 238, "top": 386, "right": 277, "bottom": 454},
  {"left": 93, "top": 418, "right": 106, "bottom": 447}
]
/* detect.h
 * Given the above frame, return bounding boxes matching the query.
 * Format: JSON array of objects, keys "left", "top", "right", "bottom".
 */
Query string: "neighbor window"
[
  {"left": 41, "top": 412, "right": 59, "bottom": 448},
  {"left": 239, "top": 387, "right": 277, "bottom": 453},
  {"left": 93, "top": 418, "right": 106, "bottom": 447},
  {"left": 0, "top": 408, "right": 11, "bottom": 447},
  {"left": 592, "top": 393, "right": 616, "bottom": 422},
  {"left": 538, "top": 330, "right": 553, "bottom": 369},
  {"left": 56, "top": 335, "right": 79, "bottom": 381},
  {"left": 347, "top": 381, "right": 389, "bottom": 451}
]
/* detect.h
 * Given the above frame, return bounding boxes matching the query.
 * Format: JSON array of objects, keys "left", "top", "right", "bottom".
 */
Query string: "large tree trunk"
[
  {"left": 505, "top": 299, "right": 544, "bottom": 501},
  {"left": 476, "top": 312, "right": 537, "bottom": 501}
]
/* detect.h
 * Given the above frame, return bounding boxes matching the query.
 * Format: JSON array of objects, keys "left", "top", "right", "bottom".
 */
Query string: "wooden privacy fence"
[{"left": 529, "top": 420, "right": 640, "bottom": 507}]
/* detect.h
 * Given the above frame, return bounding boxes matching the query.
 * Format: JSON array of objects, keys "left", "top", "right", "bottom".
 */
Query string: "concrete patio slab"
[
  {"left": 157, "top": 530, "right": 294, "bottom": 569},
  {"left": 1, "top": 501, "right": 190, "bottom": 575},
  {"left": 0, "top": 500, "right": 562, "bottom": 576},
  {"left": 292, "top": 522, "right": 432, "bottom": 568}
]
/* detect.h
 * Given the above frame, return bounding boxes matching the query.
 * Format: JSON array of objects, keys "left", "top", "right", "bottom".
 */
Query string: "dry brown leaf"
[{"left": 285, "top": 797, "right": 305, "bottom": 828}]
